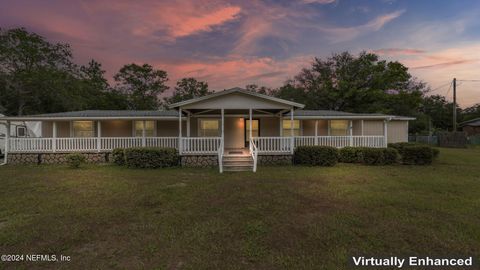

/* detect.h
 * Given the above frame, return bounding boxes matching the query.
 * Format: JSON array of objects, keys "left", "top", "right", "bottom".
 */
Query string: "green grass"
[{"left": 0, "top": 147, "right": 479, "bottom": 269}]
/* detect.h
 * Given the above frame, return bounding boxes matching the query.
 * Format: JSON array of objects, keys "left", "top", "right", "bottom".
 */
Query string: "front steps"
[{"left": 222, "top": 154, "right": 254, "bottom": 172}]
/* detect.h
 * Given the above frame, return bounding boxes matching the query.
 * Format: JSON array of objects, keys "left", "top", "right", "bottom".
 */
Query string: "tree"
[
  {"left": 114, "top": 63, "right": 168, "bottom": 110},
  {"left": 0, "top": 27, "right": 75, "bottom": 115},
  {"left": 275, "top": 52, "right": 427, "bottom": 116},
  {"left": 164, "top": 77, "right": 211, "bottom": 104},
  {"left": 245, "top": 84, "right": 272, "bottom": 95},
  {"left": 462, "top": 103, "right": 480, "bottom": 122}
]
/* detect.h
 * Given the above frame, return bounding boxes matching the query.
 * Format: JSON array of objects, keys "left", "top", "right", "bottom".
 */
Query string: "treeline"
[{"left": 1, "top": 28, "right": 479, "bottom": 134}]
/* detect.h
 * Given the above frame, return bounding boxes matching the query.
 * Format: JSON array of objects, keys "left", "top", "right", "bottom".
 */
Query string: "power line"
[
  {"left": 430, "top": 81, "right": 451, "bottom": 93},
  {"left": 457, "top": 79, "right": 480, "bottom": 82}
]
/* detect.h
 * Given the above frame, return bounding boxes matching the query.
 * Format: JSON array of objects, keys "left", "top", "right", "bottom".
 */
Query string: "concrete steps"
[{"left": 222, "top": 155, "right": 254, "bottom": 172}]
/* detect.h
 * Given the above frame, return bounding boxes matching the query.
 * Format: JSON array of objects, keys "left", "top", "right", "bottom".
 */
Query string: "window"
[
  {"left": 73, "top": 121, "right": 94, "bottom": 137},
  {"left": 245, "top": 120, "right": 259, "bottom": 141},
  {"left": 329, "top": 120, "right": 349, "bottom": 136},
  {"left": 16, "top": 126, "right": 27, "bottom": 137},
  {"left": 134, "top": 121, "right": 155, "bottom": 137},
  {"left": 282, "top": 120, "right": 300, "bottom": 137},
  {"left": 199, "top": 119, "right": 219, "bottom": 137}
]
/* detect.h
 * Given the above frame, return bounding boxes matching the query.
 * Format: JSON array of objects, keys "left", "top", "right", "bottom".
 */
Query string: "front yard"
[{"left": 0, "top": 147, "right": 479, "bottom": 269}]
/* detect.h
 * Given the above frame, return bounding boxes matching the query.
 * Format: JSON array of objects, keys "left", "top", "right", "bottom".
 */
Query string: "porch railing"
[
  {"left": 180, "top": 137, "right": 221, "bottom": 155},
  {"left": 252, "top": 137, "right": 292, "bottom": 153}
]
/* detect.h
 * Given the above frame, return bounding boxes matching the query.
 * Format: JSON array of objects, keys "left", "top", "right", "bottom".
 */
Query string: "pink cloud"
[{"left": 373, "top": 48, "right": 426, "bottom": 56}]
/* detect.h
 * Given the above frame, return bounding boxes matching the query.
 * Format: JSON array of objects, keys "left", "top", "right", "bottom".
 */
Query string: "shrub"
[
  {"left": 66, "top": 153, "right": 86, "bottom": 168},
  {"left": 362, "top": 148, "right": 385, "bottom": 165},
  {"left": 431, "top": 148, "right": 440, "bottom": 159},
  {"left": 112, "top": 148, "right": 125, "bottom": 165},
  {"left": 339, "top": 147, "right": 363, "bottom": 163},
  {"left": 124, "top": 147, "right": 179, "bottom": 168},
  {"left": 387, "top": 142, "right": 418, "bottom": 156},
  {"left": 294, "top": 146, "right": 339, "bottom": 166},
  {"left": 389, "top": 142, "right": 439, "bottom": 164},
  {"left": 401, "top": 145, "right": 434, "bottom": 165},
  {"left": 383, "top": 148, "right": 399, "bottom": 165}
]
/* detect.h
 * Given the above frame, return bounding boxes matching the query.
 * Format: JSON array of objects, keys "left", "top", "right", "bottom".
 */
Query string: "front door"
[{"left": 245, "top": 119, "right": 259, "bottom": 147}]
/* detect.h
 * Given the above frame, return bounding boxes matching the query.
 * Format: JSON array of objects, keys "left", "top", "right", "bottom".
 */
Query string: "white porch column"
[
  {"left": 279, "top": 114, "right": 283, "bottom": 137},
  {"left": 383, "top": 119, "right": 388, "bottom": 147},
  {"left": 178, "top": 108, "right": 182, "bottom": 154},
  {"left": 361, "top": 120, "right": 364, "bottom": 135},
  {"left": 221, "top": 108, "right": 225, "bottom": 148},
  {"left": 141, "top": 120, "right": 146, "bottom": 147},
  {"left": 187, "top": 112, "right": 191, "bottom": 137},
  {"left": 249, "top": 108, "right": 253, "bottom": 142},
  {"left": 315, "top": 120, "right": 318, "bottom": 146},
  {"left": 290, "top": 108, "right": 294, "bottom": 154},
  {"left": 97, "top": 121, "right": 102, "bottom": 152},
  {"left": 349, "top": 120, "right": 353, "bottom": 146},
  {"left": 52, "top": 121, "right": 57, "bottom": 152}
]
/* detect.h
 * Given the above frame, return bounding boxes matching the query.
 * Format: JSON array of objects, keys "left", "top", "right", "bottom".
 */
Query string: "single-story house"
[
  {"left": 0, "top": 88, "right": 415, "bottom": 171},
  {"left": 460, "top": 118, "right": 480, "bottom": 136}
]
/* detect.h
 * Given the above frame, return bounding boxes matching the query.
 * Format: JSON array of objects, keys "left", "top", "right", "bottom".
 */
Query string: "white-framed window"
[
  {"left": 329, "top": 120, "right": 349, "bottom": 136},
  {"left": 16, "top": 126, "right": 27, "bottom": 137},
  {"left": 198, "top": 119, "right": 219, "bottom": 137},
  {"left": 72, "top": 121, "right": 94, "bottom": 137},
  {"left": 134, "top": 121, "right": 155, "bottom": 137},
  {"left": 282, "top": 120, "right": 301, "bottom": 137}
]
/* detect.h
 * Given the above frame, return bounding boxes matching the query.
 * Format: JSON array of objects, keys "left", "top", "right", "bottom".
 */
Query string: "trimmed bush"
[
  {"left": 431, "top": 148, "right": 440, "bottom": 159},
  {"left": 124, "top": 147, "right": 179, "bottom": 168},
  {"left": 383, "top": 148, "right": 399, "bottom": 165},
  {"left": 339, "top": 147, "right": 363, "bottom": 163},
  {"left": 112, "top": 148, "right": 125, "bottom": 165},
  {"left": 362, "top": 148, "right": 385, "bottom": 165},
  {"left": 401, "top": 145, "right": 434, "bottom": 165},
  {"left": 387, "top": 142, "right": 418, "bottom": 156},
  {"left": 66, "top": 153, "right": 86, "bottom": 168},
  {"left": 294, "top": 146, "right": 339, "bottom": 166},
  {"left": 389, "top": 142, "right": 439, "bottom": 164}
]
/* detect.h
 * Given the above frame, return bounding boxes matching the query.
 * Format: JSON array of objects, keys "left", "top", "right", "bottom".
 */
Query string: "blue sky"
[{"left": 1, "top": 0, "right": 479, "bottom": 107}]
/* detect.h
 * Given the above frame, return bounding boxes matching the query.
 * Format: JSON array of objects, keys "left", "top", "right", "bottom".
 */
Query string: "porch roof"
[
  {"left": 168, "top": 87, "right": 305, "bottom": 109},
  {"left": 284, "top": 110, "right": 416, "bottom": 120}
]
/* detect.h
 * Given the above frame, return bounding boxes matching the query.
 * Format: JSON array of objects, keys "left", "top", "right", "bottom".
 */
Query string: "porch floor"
[{"left": 224, "top": 148, "right": 250, "bottom": 156}]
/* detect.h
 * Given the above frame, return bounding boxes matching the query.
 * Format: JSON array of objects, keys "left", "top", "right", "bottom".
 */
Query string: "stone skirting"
[
  {"left": 258, "top": 155, "right": 293, "bottom": 166},
  {"left": 181, "top": 155, "right": 218, "bottom": 167},
  {"left": 7, "top": 153, "right": 108, "bottom": 165}
]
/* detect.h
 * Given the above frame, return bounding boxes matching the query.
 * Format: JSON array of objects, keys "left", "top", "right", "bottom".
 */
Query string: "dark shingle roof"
[{"left": 460, "top": 118, "right": 480, "bottom": 126}]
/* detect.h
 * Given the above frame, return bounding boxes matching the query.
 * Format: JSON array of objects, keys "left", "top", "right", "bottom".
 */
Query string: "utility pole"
[{"left": 453, "top": 78, "right": 457, "bottom": 131}]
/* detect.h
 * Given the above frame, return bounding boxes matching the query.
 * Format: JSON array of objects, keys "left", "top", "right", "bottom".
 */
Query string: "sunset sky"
[{"left": 1, "top": 0, "right": 479, "bottom": 107}]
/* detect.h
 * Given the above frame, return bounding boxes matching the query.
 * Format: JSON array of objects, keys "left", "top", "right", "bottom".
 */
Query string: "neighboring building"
[
  {"left": 460, "top": 118, "right": 480, "bottom": 136},
  {"left": 0, "top": 88, "right": 415, "bottom": 171}
]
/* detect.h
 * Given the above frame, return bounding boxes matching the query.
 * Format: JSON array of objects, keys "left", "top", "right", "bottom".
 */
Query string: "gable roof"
[
  {"left": 168, "top": 87, "right": 305, "bottom": 109},
  {"left": 460, "top": 117, "right": 480, "bottom": 127}
]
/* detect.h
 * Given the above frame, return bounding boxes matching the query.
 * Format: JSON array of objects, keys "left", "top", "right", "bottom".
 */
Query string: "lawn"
[{"left": 0, "top": 147, "right": 479, "bottom": 269}]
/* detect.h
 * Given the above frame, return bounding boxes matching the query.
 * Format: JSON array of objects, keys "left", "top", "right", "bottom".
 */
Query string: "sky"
[{"left": 1, "top": 0, "right": 480, "bottom": 107}]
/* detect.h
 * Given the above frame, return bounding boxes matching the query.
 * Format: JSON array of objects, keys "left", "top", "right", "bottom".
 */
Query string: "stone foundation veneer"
[
  {"left": 8, "top": 153, "right": 108, "bottom": 165},
  {"left": 181, "top": 155, "right": 218, "bottom": 167},
  {"left": 258, "top": 155, "right": 293, "bottom": 166}
]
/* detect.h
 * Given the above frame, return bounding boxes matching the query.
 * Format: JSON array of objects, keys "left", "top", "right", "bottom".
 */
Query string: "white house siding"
[
  {"left": 157, "top": 120, "right": 186, "bottom": 137},
  {"left": 260, "top": 117, "right": 279, "bottom": 137},
  {"left": 363, "top": 120, "right": 384, "bottom": 136},
  {"left": 352, "top": 120, "right": 362, "bottom": 135},
  {"left": 387, "top": 120, "right": 408, "bottom": 143},
  {"left": 181, "top": 92, "right": 291, "bottom": 110},
  {"left": 101, "top": 120, "right": 132, "bottom": 137},
  {"left": 41, "top": 121, "right": 71, "bottom": 137},
  {"left": 300, "top": 120, "right": 328, "bottom": 136}
]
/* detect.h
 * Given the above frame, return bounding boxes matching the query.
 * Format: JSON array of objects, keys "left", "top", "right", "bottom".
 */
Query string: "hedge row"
[
  {"left": 112, "top": 147, "right": 179, "bottom": 168},
  {"left": 339, "top": 147, "right": 399, "bottom": 165},
  {"left": 294, "top": 143, "right": 439, "bottom": 167},
  {"left": 388, "top": 142, "right": 439, "bottom": 165}
]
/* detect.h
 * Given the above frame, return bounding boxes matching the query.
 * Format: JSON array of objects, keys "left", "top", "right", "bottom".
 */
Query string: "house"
[
  {"left": 0, "top": 88, "right": 415, "bottom": 171},
  {"left": 0, "top": 114, "right": 41, "bottom": 160},
  {"left": 460, "top": 118, "right": 480, "bottom": 136}
]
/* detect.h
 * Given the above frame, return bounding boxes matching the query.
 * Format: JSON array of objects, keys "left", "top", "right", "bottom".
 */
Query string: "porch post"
[
  {"left": 141, "top": 120, "right": 146, "bottom": 147},
  {"left": 290, "top": 108, "right": 294, "bottom": 154},
  {"left": 279, "top": 114, "right": 283, "bottom": 137},
  {"left": 349, "top": 120, "right": 353, "bottom": 146},
  {"left": 221, "top": 108, "right": 225, "bottom": 148},
  {"left": 361, "top": 120, "right": 364, "bottom": 135},
  {"left": 97, "top": 121, "right": 102, "bottom": 152},
  {"left": 383, "top": 119, "right": 388, "bottom": 147},
  {"left": 187, "top": 112, "right": 191, "bottom": 137},
  {"left": 249, "top": 108, "right": 252, "bottom": 142},
  {"left": 52, "top": 121, "right": 57, "bottom": 152},
  {"left": 315, "top": 120, "right": 318, "bottom": 146},
  {"left": 178, "top": 108, "right": 182, "bottom": 154}
]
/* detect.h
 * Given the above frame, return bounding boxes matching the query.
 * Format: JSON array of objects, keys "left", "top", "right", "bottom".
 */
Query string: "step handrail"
[
  {"left": 218, "top": 139, "right": 224, "bottom": 173},
  {"left": 249, "top": 138, "right": 258, "bottom": 172}
]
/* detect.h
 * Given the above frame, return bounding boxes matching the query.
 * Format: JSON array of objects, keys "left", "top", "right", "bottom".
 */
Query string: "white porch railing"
[
  {"left": 8, "top": 138, "right": 53, "bottom": 152},
  {"left": 101, "top": 137, "right": 143, "bottom": 150},
  {"left": 249, "top": 138, "right": 258, "bottom": 172},
  {"left": 180, "top": 137, "right": 221, "bottom": 155},
  {"left": 57, "top": 137, "right": 97, "bottom": 152},
  {"left": 252, "top": 137, "right": 292, "bottom": 154}
]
